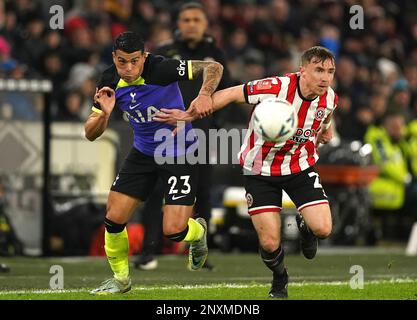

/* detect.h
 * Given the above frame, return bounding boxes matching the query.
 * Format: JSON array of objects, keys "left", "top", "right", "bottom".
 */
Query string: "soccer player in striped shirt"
[{"left": 155, "top": 46, "right": 338, "bottom": 298}]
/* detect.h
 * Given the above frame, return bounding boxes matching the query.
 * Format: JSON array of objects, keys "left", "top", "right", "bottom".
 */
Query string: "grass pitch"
[{"left": 0, "top": 250, "right": 416, "bottom": 300}]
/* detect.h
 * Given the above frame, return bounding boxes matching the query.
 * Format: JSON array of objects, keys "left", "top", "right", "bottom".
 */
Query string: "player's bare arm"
[
  {"left": 212, "top": 84, "right": 246, "bottom": 110},
  {"left": 188, "top": 60, "right": 224, "bottom": 118},
  {"left": 316, "top": 112, "right": 333, "bottom": 146},
  {"left": 85, "top": 87, "right": 116, "bottom": 141},
  {"left": 154, "top": 84, "right": 245, "bottom": 126}
]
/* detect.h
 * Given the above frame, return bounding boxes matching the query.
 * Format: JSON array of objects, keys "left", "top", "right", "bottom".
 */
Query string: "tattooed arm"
[{"left": 189, "top": 60, "right": 224, "bottom": 118}]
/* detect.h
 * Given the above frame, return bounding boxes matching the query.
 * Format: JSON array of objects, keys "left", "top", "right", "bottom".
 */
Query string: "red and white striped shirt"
[{"left": 239, "top": 73, "right": 338, "bottom": 176}]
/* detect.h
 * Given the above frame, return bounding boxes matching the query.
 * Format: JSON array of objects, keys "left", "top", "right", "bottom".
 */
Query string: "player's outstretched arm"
[
  {"left": 85, "top": 87, "right": 115, "bottom": 141},
  {"left": 212, "top": 84, "right": 246, "bottom": 112},
  {"left": 154, "top": 84, "right": 246, "bottom": 126},
  {"left": 188, "top": 60, "right": 224, "bottom": 118}
]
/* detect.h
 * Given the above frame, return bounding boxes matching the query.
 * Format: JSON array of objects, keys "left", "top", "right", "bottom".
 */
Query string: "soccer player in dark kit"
[{"left": 85, "top": 31, "right": 223, "bottom": 294}]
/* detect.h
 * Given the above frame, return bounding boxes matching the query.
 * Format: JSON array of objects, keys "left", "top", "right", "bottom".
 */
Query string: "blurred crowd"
[
  {"left": 0, "top": 0, "right": 415, "bottom": 125},
  {"left": 1, "top": 0, "right": 417, "bottom": 240},
  {"left": 0, "top": 0, "right": 414, "bottom": 122}
]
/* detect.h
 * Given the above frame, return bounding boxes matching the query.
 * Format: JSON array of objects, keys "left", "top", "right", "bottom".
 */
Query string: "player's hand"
[
  {"left": 94, "top": 87, "right": 115, "bottom": 116},
  {"left": 154, "top": 109, "right": 196, "bottom": 136},
  {"left": 189, "top": 94, "right": 214, "bottom": 119},
  {"left": 316, "top": 125, "right": 333, "bottom": 147},
  {"left": 153, "top": 108, "right": 195, "bottom": 125}
]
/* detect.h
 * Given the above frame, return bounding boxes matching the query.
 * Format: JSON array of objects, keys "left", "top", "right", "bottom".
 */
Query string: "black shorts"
[
  {"left": 110, "top": 148, "right": 198, "bottom": 205},
  {"left": 244, "top": 166, "right": 328, "bottom": 215}
]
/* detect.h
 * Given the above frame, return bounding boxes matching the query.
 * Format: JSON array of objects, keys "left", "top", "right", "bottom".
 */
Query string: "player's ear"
[
  {"left": 299, "top": 64, "right": 305, "bottom": 76},
  {"left": 112, "top": 51, "right": 116, "bottom": 63}
]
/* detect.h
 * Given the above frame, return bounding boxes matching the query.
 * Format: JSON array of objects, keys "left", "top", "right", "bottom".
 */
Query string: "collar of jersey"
[{"left": 117, "top": 76, "right": 145, "bottom": 89}]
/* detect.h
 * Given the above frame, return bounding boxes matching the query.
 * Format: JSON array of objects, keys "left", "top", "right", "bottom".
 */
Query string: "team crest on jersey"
[
  {"left": 246, "top": 193, "right": 254, "bottom": 207},
  {"left": 249, "top": 82, "right": 254, "bottom": 94},
  {"left": 255, "top": 80, "right": 272, "bottom": 90},
  {"left": 315, "top": 108, "right": 326, "bottom": 121}
]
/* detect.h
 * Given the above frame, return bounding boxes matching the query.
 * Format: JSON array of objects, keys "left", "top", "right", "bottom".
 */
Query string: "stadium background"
[{"left": 0, "top": 0, "right": 417, "bottom": 298}]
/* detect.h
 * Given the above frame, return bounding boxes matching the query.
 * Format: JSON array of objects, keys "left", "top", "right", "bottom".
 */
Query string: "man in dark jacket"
[{"left": 133, "top": 2, "right": 238, "bottom": 271}]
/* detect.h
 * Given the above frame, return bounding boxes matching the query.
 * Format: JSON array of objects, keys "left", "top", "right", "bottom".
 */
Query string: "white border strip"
[
  {"left": 248, "top": 205, "right": 281, "bottom": 212},
  {"left": 298, "top": 200, "right": 329, "bottom": 211}
]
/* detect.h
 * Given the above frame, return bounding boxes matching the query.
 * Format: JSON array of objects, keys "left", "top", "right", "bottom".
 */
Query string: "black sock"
[
  {"left": 104, "top": 218, "right": 126, "bottom": 233},
  {"left": 165, "top": 226, "right": 189, "bottom": 242},
  {"left": 259, "top": 245, "right": 285, "bottom": 275}
]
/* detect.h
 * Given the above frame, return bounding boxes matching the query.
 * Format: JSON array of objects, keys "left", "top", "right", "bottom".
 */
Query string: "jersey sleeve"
[
  {"left": 144, "top": 54, "right": 192, "bottom": 86},
  {"left": 333, "top": 93, "right": 339, "bottom": 110},
  {"left": 243, "top": 77, "right": 282, "bottom": 105}
]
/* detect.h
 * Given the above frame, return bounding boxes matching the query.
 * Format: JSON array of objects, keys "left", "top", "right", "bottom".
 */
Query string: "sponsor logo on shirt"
[{"left": 177, "top": 60, "right": 186, "bottom": 76}]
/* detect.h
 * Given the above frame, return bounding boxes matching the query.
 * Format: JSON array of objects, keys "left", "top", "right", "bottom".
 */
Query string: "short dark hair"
[
  {"left": 113, "top": 32, "right": 144, "bottom": 53},
  {"left": 178, "top": 2, "right": 206, "bottom": 16},
  {"left": 301, "top": 46, "right": 335, "bottom": 66}
]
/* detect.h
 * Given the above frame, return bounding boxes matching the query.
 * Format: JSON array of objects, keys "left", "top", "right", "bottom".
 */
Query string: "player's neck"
[{"left": 298, "top": 77, "right": 318, "bottom": 101}]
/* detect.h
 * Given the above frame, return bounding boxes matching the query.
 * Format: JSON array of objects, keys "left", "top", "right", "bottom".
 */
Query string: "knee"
[
  {"left": 312, "top": 223, "right": 332, "bottom": 239},
  {"left": 259, "top": 236, "right": 280, "bottom": 253}
]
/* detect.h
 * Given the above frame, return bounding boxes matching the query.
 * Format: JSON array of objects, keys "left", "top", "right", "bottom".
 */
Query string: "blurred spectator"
[
  {"left": 238, "top": 48, "right": 266, "bottom": 83},
  {"left": 92, "top": 23, "right": 114, "bottom": 66},
  {"left": 129, "top": 0, "right": 155, "bottom": 39},
  {"left": 369, "top": 90, "right": 388, "bottom": 125},
  {"left": 64, "top": 16, "right": 94, "bottom": 66},
  {"left": 289, "top": 28, "right": 318, "bottom": 69},
  {"left": 364, "top": 110, "right": 410, "bottom": 240},
  {"left": 0, "top": 2, "right": 19, "bottom": 43},
  {"left": 201, "top": 0, "right": 221, "bottom": 24},
  {"left": 65, "top": 62, "right": 98, "bottom": 120},
  {"left": 388, "top": 78, "right": 412, "bottom": 122},
  {"left": 0, "top": 35, "right": 17, "bottom": 76},
  {"left": 403, "top": 63, "right": 417, "bottom": 95},
  {"left": 319, "top": 24, "right": 340, "bottom": 60},
  {"left": 55, "top": 90, "right": 84, "bottom": 122},
  {"left": 146, "top": 23, "right": 172, "bottom": 51},
  {"left": 66, "top": 0, "right": 110, "bottom": 29},
  {"left": 265, "top": 51, "right": 295, "bottom": 76},
  {"left": 105, "top": 0, "right": 133, "bottom": 24},
  {"left": 365, "top": 110, "right": 408, "bottom": 211},
  {"left": 225, "top": 28, "right": 250, "bottom": 61},
  {"left": 14, "top": 15, "right": 46, "bottom": 70},
  {"left": 39, "top": 49, "right": 67, "bottom": 112}
]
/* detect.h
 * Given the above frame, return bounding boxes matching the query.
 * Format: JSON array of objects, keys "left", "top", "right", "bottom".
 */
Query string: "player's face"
[
  {"left": 113, "top": 50, "right": 146, "bottom": 83},
  {"left": 177, "top": 8, "right": 208, "bottom": 43},
  {"left": 300, "top": 58, "right": 335, "bottom": 96}
]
